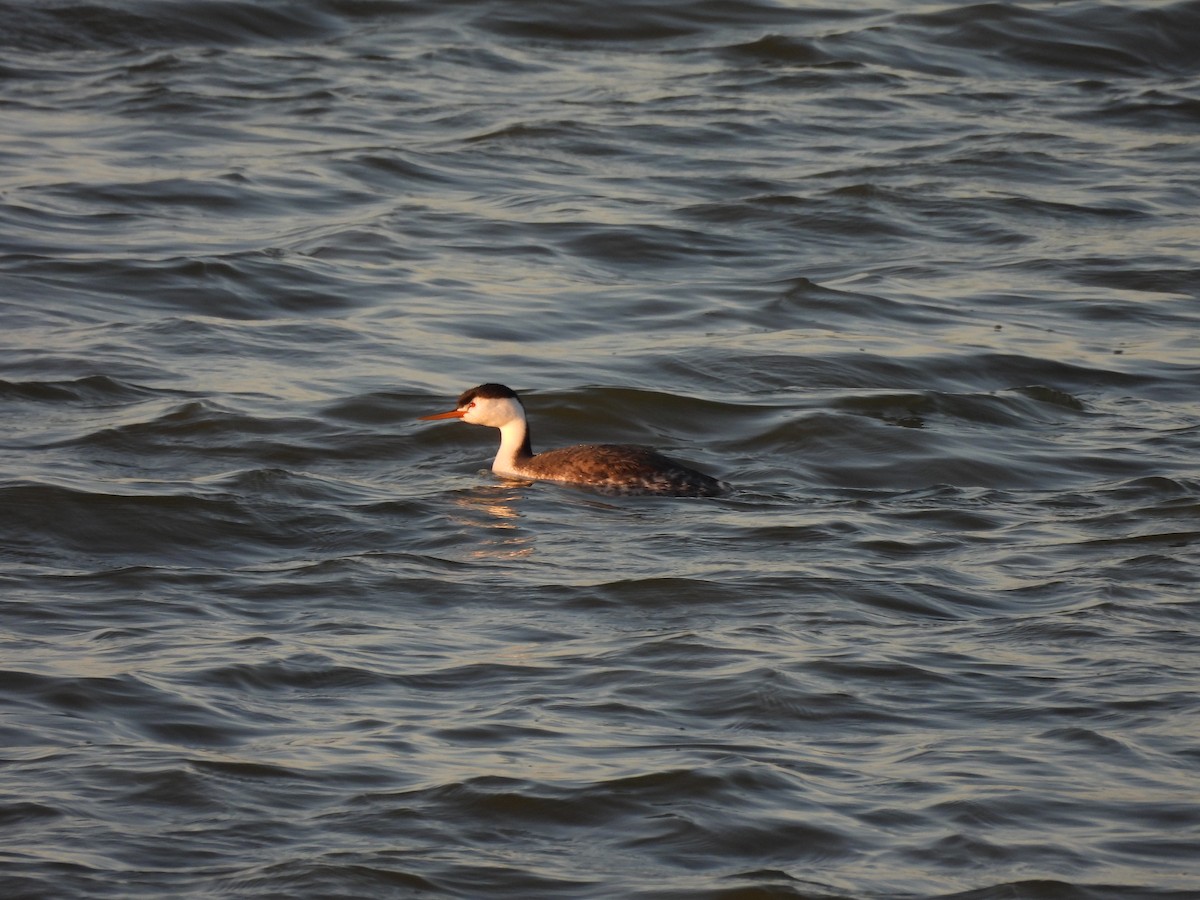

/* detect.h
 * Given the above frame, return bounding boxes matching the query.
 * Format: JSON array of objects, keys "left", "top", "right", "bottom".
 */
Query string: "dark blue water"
[{"left": 2, "top": 1, "right": 1199, "bottom": 897}]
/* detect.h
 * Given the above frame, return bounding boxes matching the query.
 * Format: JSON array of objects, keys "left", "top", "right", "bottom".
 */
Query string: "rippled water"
[{"left": 2, "top": 1, "right": 1199, "bottom": 897}]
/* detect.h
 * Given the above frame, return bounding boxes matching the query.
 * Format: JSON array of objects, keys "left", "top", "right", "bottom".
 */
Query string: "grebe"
[{"left": 420, "top": 383, "right": 728, "bottom": 497}]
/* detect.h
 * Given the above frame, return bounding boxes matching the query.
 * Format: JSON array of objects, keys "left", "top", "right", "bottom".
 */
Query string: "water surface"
[{"left": 2, "top": 1, "right": 1198, "bottom": 897}]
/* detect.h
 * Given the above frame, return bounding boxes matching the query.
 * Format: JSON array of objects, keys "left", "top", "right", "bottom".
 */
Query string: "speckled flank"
[{"left": 515, "top": 444, "right": 728, "bottom": 497}]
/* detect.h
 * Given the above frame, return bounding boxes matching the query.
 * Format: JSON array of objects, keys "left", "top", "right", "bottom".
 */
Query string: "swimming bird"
[{"left": 420, "top": 383, "right": 728, "bottom": 496}]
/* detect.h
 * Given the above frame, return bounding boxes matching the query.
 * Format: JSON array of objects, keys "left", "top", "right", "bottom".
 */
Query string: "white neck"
[
  {"left": 492, "top": 418, "right": 532, "bottom": 476},
  {"left": 458, "top": 394, "right": 534, "bottom": 476}
]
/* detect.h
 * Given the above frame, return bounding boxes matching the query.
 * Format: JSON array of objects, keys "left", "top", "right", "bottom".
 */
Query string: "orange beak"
[{"left": 419, "top": 408, "right": 467, "bottom": 421}]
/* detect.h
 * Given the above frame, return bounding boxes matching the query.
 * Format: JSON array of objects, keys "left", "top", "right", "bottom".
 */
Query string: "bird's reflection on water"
[{"left": 447, "top": 484, "right": 536, "bottom": 560}]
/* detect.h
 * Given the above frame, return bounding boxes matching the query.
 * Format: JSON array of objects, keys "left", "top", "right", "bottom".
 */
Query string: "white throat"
[
  {"left": 492, "top": 418, "right": 530, "bottom": 477},
  {"left": 460, "top": 395, "right": 532, "bottom": 477}
]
